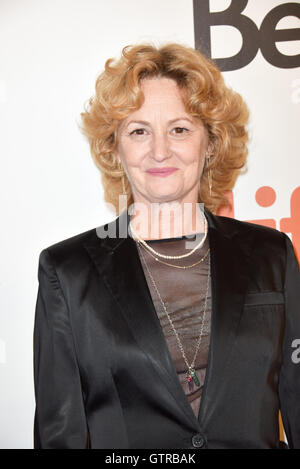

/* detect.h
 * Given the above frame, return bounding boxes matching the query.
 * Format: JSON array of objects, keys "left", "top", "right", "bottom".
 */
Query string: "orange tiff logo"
[{"left": 217, "top": 186, "right": 300, "bottom": 264}]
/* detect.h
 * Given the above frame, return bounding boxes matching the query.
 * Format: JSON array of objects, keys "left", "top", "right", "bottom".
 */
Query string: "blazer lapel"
[
  {"left": 198, "top": 209, "right": 255, "bottom": 425},
  {"left": 83, "top": 207, "right": 255, "bottom": 428}
]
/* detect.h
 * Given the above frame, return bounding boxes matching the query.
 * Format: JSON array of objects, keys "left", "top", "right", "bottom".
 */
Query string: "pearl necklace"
[
  {"left": 129, "top": 211, "right": 208, "bottom": 260},
  {"left": 136, "top": 237, "right": 210, "bottom": 269}
]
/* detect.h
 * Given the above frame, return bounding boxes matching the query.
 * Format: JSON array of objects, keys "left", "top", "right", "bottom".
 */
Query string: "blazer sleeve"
[
  {"left": 279, "top": 234, "right": 300, "bottom": 449},
  {"left": 33, "top": 248, "right": 88, "bottom": 449}
]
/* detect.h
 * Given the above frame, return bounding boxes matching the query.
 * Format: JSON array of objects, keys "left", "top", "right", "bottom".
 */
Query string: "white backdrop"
[{"left": 0, "top": 0, "right": 299, "bottom": 448}]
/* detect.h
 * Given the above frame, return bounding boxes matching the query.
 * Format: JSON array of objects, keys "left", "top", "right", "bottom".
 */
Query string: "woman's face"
[{"left": 116, "top": 77, "right": 210, "bottom": 207}]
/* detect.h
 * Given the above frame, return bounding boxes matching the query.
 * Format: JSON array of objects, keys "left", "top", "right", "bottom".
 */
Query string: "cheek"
[
  {"left": 177, "top": 141, "right": 203, "bottom": 163},
  {"left": 119, "top": 141, "right": 146, "bottom": 167}
]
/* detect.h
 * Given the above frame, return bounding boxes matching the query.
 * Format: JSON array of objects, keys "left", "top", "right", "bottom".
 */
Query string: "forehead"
[
  {"left": 139, "top": 77, "right": 185, "bottom": 106},
  {"left": 117, "top": 77, "right": 204, "bottom": 137},
  {"left": 140, "top": 76, "right": 182, "bottom": 94},
  {"left": 125, "top": 77, "right": 189, "bottom": 122}
]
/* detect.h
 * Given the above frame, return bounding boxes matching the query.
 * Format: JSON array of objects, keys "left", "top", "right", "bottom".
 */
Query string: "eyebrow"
[{"left": 125, "top": 117, "right": 195, "bottom": 127}]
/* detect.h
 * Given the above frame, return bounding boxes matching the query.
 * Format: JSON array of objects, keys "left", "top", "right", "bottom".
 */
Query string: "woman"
[{"left": 33, "top": 43, "right": 300, "bottom": 449}]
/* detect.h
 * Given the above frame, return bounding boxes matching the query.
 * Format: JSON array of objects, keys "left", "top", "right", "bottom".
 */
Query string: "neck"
[{"left": 128, "top": 199, "right": 206, "bottom": 241}]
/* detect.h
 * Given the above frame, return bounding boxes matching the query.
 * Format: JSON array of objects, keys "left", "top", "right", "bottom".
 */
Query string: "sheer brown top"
[{"left": 136, "top": 232, "right": 212, "bottom": 419}]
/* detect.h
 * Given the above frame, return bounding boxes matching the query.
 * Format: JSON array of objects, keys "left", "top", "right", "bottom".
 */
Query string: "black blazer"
[{"left": 33, "top": 207, "right": 300, "bottom": 449}]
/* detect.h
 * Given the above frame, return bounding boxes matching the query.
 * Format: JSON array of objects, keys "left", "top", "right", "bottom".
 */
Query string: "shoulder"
[
  {"left": 210, "top": 212, "right": 287, "bottom": 252},
  {"left": 213, "top": 212, "right": 286, "bottom": 239},
  {"left": 37, "top": 219, "right": 114, "bottom": 273},
  {"left": 211, "top": 215, "right": 291, "bottom": 281}
]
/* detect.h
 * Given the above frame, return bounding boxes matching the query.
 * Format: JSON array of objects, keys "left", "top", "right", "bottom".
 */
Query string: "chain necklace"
[
  {"left": 129, "top": 211, "right": 208, "bottom": 260},
  {"left": 137, "top": 242, "right": 211, "bottom": 391},
  {"left": 136, "top": 237, "right": 210, "bottom": 269}
]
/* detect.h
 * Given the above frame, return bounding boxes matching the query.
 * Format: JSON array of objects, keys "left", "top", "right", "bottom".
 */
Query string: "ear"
[{"left": 205, "top": 141, "right": 214, "bottom": 158}]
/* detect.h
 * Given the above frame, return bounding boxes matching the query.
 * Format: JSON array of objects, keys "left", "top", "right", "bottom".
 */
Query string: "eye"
[
  {"left": 129, "top": 128, "right": 146, "bottom": 136},
  {"left": 172, "top": 127, "right": 189, "bottom": 134}
]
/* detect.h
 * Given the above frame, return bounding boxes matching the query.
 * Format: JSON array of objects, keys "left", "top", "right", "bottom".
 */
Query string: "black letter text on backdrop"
[{"left": 193, "top": 0, "right": 300, "bottom": 71}]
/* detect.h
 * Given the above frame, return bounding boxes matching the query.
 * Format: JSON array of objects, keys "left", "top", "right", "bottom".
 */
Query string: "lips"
[{"left": 146, "top": 167, "right": 178, "bottom": 177}]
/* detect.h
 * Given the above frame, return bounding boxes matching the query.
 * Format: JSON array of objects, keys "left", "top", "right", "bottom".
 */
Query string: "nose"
[{"left": 150, "top": 133, "right": 171, "bottom": 162}]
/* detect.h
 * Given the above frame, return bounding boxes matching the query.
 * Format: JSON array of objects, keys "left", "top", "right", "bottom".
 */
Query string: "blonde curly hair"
[{"left": 80, "top": 43, "right": 249, "bottom": 214}]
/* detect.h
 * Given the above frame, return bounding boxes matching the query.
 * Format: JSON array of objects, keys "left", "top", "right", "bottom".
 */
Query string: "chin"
[
  {"left": 147, "top": 183, "right": 181, "bottom": 196},
  {"left": 147, "top": 192, "right": 181, "bottom": 203}
]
